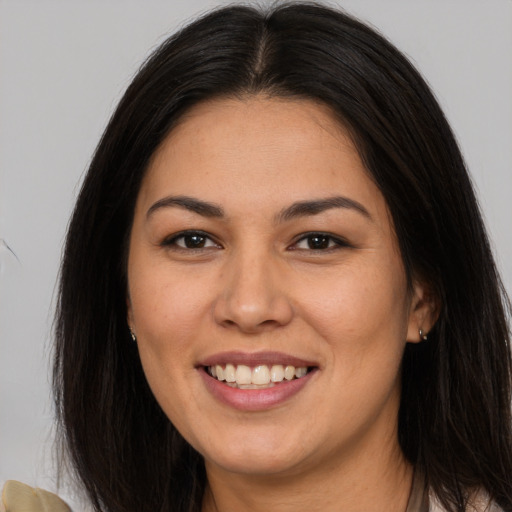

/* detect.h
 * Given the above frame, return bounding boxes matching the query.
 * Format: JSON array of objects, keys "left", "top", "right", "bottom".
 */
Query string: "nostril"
[{"left": 222, "top": 319, "right": 284, "bottom": 334}]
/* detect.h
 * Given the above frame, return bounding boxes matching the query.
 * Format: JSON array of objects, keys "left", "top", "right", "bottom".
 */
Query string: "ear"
[
  {"left": 126, "top": 294, "right": 135, "bottom": 334},
  {"left": 406, "top": 278, "right": 439, "bottom": 343}
]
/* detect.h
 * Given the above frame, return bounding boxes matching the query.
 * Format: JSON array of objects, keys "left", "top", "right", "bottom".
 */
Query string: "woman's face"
[{"left": 127, "top": 97, "right": 427, "bottom": 478}]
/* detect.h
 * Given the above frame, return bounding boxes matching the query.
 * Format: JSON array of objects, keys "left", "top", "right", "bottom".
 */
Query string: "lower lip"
[{"left": 199, "top": 369, "right": 316, "bottom": 411}]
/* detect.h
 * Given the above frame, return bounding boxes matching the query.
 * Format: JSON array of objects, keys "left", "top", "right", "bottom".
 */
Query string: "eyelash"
[
  {"left": 291, "top": 232, "right": 350, "bottom": 251},
  {"left": 161, "top": 230, "right": 221, "bottom": 251},
  {"left": 161, "top": 230, "right": 350, "bottom": 252}
]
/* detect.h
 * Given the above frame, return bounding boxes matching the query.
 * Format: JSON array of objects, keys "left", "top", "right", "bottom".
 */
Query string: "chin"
[
  {"left": 199, "top": 431, "right": 309, "bottom": 477},
  {"left": 205, "top": 450, "right": 303, "bottom": 477}
]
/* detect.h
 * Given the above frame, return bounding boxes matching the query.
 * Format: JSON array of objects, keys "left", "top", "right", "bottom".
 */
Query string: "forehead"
[
  {"left": 148, "top": 96, "right": 358, "bottom": 174},
  {"left": 138, "top": 96, "right": 387, "bottom": 223}
]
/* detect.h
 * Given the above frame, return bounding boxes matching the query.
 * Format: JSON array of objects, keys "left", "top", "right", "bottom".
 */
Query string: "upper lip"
[{"left": 198, "top": 351, "right": 318, "bottom": 368}]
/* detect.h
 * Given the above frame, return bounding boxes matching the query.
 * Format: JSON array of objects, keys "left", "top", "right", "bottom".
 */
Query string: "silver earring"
[
  {"left": 419, "top": 328, "right": 428, "bottom": 342},
  {"left": 129, "top": 328, "right": 136, "bottom": 342}
]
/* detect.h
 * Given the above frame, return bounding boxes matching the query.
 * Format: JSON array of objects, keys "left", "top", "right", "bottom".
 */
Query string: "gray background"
[{"left": 1, "top": 1, "right": 511, "bottom": 508}]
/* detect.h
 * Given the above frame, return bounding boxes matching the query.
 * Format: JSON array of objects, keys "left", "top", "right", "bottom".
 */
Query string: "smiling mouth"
[{"left": 205, "top": 364, "right": 314, "bottom": 389}]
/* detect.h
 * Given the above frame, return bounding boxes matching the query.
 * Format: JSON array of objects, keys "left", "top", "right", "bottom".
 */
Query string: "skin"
[{"left": 127, "top": 96, "right": 436, "bottom": 512}]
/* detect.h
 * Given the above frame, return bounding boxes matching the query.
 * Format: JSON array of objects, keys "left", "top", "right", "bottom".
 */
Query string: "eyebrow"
[
  {"left": 146, "top": 195, "right": 224, "bottom": 219},
  {"left": 146, "top": 194, "right": 371, "bottom": 222},
  {"left": 276, "top": 196, "right": 372, "bottom": 223}
]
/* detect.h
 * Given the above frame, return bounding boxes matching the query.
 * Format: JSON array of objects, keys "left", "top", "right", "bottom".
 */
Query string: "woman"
[{"left": 46, "top": 2, "right": 511, "bottom": 512}]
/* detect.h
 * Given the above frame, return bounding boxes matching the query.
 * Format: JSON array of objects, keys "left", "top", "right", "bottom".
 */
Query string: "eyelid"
[
  {"left": 161, "top": 230, "right": 222, "bottom": 250},
  {"left": 159, "top": 230, "right": 350, "bottom": 252},
  {"left": 289, "top": 231, "right": 351, "bottom": 250}
]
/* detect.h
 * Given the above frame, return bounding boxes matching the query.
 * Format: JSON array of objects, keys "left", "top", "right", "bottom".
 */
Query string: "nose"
[{"left": 213, "top": 249, "right": 294, "bottom": 333}]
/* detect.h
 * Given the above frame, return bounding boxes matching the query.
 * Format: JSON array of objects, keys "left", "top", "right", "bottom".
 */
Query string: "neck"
[{"left": 202, "top": 431, "right": 413, "bottom": 512}]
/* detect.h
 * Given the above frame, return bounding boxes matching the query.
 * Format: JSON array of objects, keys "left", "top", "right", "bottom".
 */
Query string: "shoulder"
[
  {"left": 1, "top": 480, "right": 71, "bottom": 512},
  {"left": 429, "top": 488, "right": 505, "bottom": 512}
]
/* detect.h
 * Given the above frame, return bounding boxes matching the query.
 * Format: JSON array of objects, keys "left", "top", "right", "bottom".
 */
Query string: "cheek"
[
  {"left": 299, "top": 257, "right": 410, "bottom": 359},
  {"left": 299, "top": 261, "right": 409, "bottom": 431},
  {"left": 128, "top": 268, "right": 206, "bottom": 427},
  {"left": 129, "top": 261, "right": 213, "bottom": 345}
]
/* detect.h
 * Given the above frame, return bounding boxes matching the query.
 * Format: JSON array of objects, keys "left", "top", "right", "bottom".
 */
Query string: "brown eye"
[
  {"left": 291, "top": 232, "right": 350, "bottom": 252},
  {"left": 163, "top": 231, "right": 220, "bottom": 250},
  {"left": 181, "top": 234, "right": 208, "bottom": 248},
  {"left": 306, "top": 235, "right": 331, "bottom": 250}
]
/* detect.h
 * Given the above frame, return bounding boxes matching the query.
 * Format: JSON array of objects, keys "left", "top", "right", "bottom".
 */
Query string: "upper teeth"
[{"left": 208, "top": 364, "right": 308, "bottom": 387}]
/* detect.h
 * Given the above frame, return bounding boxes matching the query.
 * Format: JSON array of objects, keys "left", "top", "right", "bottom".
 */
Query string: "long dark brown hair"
[{"left": 54, "top": 3, "right": 512, "bottom": 511}]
